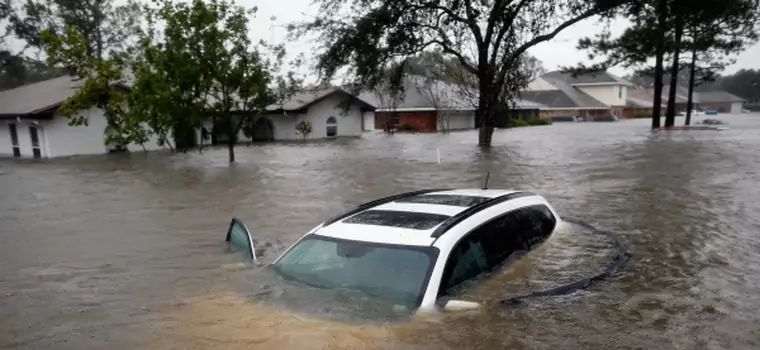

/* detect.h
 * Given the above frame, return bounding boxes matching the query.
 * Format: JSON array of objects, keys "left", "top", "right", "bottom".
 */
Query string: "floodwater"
[{"left": 2, "top": 114, "right": 760, "bottom": 349}]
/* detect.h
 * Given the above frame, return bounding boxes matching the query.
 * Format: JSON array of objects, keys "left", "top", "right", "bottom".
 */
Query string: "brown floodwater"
[{"left": 2, "top": 115, "right": 760, "bottom": 349}]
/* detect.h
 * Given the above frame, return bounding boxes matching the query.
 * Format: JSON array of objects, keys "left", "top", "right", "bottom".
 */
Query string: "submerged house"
[
  {"left": 359, "top": 75, "right": 543, "bottom": 132},
  {"left": 243, "top": 87, "right": 376, "bottom": 142},
  {"left": 0, "top": 74, "right": 171, "bottom": 159},
  {"left": 521, "top": 71, "right": 634, "bottom": 119}
]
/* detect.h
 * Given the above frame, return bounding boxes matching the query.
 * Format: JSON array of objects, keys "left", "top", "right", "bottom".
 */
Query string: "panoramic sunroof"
[
  {"left": 342, "top": 210, "right": 450, "bottom": 230},
  {"left": 393, "top": 194, "right": 490, "bottom": 207}
]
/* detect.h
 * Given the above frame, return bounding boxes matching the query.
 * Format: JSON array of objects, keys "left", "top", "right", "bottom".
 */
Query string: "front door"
[
  {"left": 9, "top": 124, "right": 20, "bottom": 157},
  {"left": 29, "top": 126, "right": 41, "bottom": 158}
]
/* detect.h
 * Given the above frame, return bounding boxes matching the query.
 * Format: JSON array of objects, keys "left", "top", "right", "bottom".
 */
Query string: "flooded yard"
[{"left": 2, "top": 114, "right": 760, "bottom": 349}]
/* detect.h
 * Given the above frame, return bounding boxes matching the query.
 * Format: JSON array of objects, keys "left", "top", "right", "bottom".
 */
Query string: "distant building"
[
  {"left": 521, "top": 71, "right": 633, "bottom": 119},
  {"left": 625, "top": 86, "right": 746, "bottom": 116},
  {"left": 359, "top": 75, "right": 543, "bottom": 132}
]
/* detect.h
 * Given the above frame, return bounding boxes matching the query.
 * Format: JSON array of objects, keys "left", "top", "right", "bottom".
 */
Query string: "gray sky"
[{"left": 249, "top": 0, "right": 759, "bottom": 80}]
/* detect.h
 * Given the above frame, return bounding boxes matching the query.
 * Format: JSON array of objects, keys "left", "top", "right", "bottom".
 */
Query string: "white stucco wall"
[
  {"left": 439, "top": 111, "right": 475, "bottom": 131},
  {"left": 260, "top": 94, "right": 364, "bottom": 140},
  {"left": 731, "top": 102, "right": 743, "bottom": 113},
  {"left": 577, "top": 85, "right": 627, "bottom": 106},
  {"left": 527, "top": 77, "right": 558, "bottom": 91},
  {"left": 362, "top": 111, "right": 375, "bottom": 131}
]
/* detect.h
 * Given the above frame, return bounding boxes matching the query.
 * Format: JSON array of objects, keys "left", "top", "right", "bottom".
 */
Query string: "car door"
[
  {"left": 225, "top": 218, "right": 257, "bottom": 261},
  {"left": 437, "top": 213, "right": 520, "bottom": 296}
]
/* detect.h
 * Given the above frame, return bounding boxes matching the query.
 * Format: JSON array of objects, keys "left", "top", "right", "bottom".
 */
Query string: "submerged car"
[{"left": 225, "top": 189, "right": 560, "bottom": 314}]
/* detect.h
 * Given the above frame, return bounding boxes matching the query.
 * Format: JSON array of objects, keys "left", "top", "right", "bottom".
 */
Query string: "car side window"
[
  {"left": 513, "top": 205, "right": 556, "bottom": 250},
  {"left": 438, "top": 206, "right": 557, "bottom": 297}
]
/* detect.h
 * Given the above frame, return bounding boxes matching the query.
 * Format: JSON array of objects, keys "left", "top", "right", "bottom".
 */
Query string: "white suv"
[{"left": 226, "top": 189, "right": 560, "bottom": 312}]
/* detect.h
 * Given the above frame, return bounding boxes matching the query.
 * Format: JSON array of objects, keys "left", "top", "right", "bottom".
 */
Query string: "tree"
[
  {"left": 415, "top": 76, "right": 451, "bottom": 133},
  {"left": 134, "top": 0, "right": 298, "bottom": 163},
  {"left": 680, "top": 0, "right": 758, "bottom": 125},
  {"left": 41, "top": 26, "right": 150, "bottom": 150},
  {"left": 294, "top": 0, "right": 625, "bottom": 147},
  {"left": 8, "top": 0, "right": 142, "bottom": 59},
  {"left": 574, "top": 0, "right": 758, "bottom": 128},
  {"left": 295, "top": 120, "right": 312, "bottom": 141}
]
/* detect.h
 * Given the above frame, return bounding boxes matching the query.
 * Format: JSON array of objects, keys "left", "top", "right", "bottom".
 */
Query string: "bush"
[
  {"left": 526, "top": 117, "right": 551, "bottom": 126},
  {"left": 295, "top": 120, "right": 312, "bottom": 141},
  {"left": 632, "top": 111, "right": 651, "bottom": 119},
  {"left": 397, "top": 123, "right": 417, "bottom": 132}
]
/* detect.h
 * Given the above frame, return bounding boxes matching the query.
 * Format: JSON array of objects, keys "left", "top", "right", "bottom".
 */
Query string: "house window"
[
  {"left": 29, "top": 126, "right": 41, "bottom": 158},
  {"left": 8, "top": 124, "right": 20, "bottom": 157},
  {"left": 619, "top": 86, "right": 623, "bottom": 99},
  {"left": 326, "top": 116, "right": 337, "bottom": 137}
]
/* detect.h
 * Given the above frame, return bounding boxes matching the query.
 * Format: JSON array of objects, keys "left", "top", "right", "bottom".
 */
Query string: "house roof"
[
  {"left": 266, "top": 87, "right": 375, "bottom": 112},
  {"left": 520, "top": 79, "right": 608, "bottom": 109},
  {"left": 541, "top": 70, "right": 633, "bottom": 86},
  {"left": 357, "top": 75, "right": 544, "bottom": 111},
  {"left": 627, "top": 87, "right": 745, "bottom": 108},
  {"left": 696, "top": 91, "right": 746, "bottom": 103},
  {"left": 0, "top": 75, "right": 85, "bottom": 116}
]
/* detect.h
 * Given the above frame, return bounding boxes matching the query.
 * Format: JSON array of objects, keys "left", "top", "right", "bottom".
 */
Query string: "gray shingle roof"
[
  {"left": 542, "top": 70, "right": 633, "bottom": 86},
  {"left": 0, "top": 75, "right": 84, "bottom": 115},
  {"left": 522, "top": 74, "right": 608, "bottom": 108},
  {"left": 696, "top": 91, "right": 746, "bottom": 103},
  {"left": 358, "top": 75, "right": 543, "bottom": 110}
]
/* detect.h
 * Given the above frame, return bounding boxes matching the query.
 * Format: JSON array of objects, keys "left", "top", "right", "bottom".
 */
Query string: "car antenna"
[{"left": 482, "top": 172, "right": 490, "bottom": 190}]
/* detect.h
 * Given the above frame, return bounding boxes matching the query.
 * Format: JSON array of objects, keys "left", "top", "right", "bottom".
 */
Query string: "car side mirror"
[{"left": 436, "top": 298, "right": 481, "bottom": 312}]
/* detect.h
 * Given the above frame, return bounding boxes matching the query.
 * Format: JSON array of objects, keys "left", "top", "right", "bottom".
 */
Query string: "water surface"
[{"left": 2, "top": 114, "right": 760, "bottom": 349}]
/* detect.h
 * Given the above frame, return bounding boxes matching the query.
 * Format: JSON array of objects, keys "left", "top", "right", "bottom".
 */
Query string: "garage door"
[{"left": 730, "top": 102, "right": 743, "bottom": 114}]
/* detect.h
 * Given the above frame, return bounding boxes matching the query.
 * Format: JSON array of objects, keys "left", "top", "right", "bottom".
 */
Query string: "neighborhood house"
[
  {"left": 360, "top": 75, "right": 544, "bottom": 132},
  {"left": 520, "top": 70, "right": 632, "bottom": 119},
  {"left": 0, "top": 74, "right": 376, "bottom": 159}
]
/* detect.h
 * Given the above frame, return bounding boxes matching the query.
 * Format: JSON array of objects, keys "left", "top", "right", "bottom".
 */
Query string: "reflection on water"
[{"left": 2, "top": 114, "right": 760, "bottom": 349}]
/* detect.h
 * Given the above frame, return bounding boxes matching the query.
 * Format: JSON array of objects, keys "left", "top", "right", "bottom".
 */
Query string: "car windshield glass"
[{"left": 272, "top": 235, "right": 437, "bottom": 307}]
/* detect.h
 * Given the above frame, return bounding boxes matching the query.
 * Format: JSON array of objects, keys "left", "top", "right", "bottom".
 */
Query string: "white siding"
[
  {"left": 731, "top": 102, "right": 743, "bottom": 113},
  {"left": 43, "top": 108, "right": 108, "bottom": 157},
  {"left": 1, "top": 108, "right": 171, "bottom": 159},
  {"left": 263, "top": 94, "right": 364, "bottom": 140},
  {"left": 527, "top": 77, "right": 558, "bottom": 91},
  {"left": 362, "top": 111, "right": 375, "bottom": 131},
  {"left": 0, "top": 121, "right": 15, "bottom": 157},
  {"left": 577, "top": 85, "right": 627, "bottom": 106},
  {"left": 439, "top": 111, "right": 475, "bottom": 131}
]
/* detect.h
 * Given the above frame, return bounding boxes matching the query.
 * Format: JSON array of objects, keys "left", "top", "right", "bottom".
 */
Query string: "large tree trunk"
[
  {"left": 665, "top": 16, "right": 684, "bottom": 127},
  {"left": 685, "top": 47, "right": 698, "bottom": 126},
  {"left": 477, "top": 82, "right": 495, "bottom": 147},
  {"left": 227, "top": 138, "right": 235, "bottom": 163},
  {"left": 651, "top": 0, "right": 668, "bottom": 129}
]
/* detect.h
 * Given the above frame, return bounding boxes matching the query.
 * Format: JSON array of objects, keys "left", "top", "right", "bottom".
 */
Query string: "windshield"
[{"left": 272, "top": 235, "right": 437, "bottom": 307}]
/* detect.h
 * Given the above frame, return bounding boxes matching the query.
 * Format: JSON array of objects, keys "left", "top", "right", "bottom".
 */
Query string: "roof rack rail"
[
  {"left": 321, "top": 188, "right": 449, "bottom": 227},
  {"left": 430, "top": 191, "right": 535, "bottom": 238}
]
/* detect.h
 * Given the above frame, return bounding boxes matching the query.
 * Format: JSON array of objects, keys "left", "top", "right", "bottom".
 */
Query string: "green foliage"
[
  {"left": 570, "top": 0, "right": 759, "bottom": 127},
  {"left": 42, "top": 25, "right": 150, "bottom": 149},
  {"left": 295, "top": 120, "right": 312, "bottom": 141},
  {"left": 293, "top": 0, "right": 625, "bottom": 146},
  {"left": 133, "top": 0, "right": 301, "bottom": 162},
  {"left": 7, "top": 0, "right": 142, "bottom": 58}
]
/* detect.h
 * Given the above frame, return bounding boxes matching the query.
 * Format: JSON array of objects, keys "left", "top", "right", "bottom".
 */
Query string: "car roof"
[{"left": 313, "top": 189, "right": 529, "bottom": 246}]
